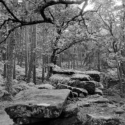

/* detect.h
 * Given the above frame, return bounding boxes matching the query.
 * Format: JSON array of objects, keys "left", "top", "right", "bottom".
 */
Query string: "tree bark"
[
  {"left": 46, "top": 48, "right": 57, "bottom": 79},
  {"left": 97, "top": 49, "right": 101, "bottom": 72},
  {"left": 24, "top": 26, "right": 29, "bottom": 81},
  {"left": 32, "top": 25, "right": 37, "bottom": 84},
  {"left": 27, "top": 24, "right": 36, "bottom": 83},
  {"left": 3, "top": 51, "right": 7, "bottom": 78},
  {"left": 27, "top": 26, "right": 34, "bottom": 83},
  {"left": 6, "top": 32, "right": 14, "bottom": 94}
]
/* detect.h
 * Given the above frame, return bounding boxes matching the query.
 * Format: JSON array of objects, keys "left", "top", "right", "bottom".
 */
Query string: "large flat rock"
[{"left": 5, "top": 88, "right": 70, "bottom": 121}]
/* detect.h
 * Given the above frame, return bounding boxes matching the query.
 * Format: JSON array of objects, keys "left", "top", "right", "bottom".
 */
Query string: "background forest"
[
  {"left": 0, "top": 0, "right": 125, "bottom": 96},
  {"left": 1, "top": 0, "right": 125, "bottom": 125}
]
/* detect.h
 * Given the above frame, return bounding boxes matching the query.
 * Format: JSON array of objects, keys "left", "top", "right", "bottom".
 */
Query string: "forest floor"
[
  {"left": 0, "top": 64, "right": 125, "bottom": 125},
  {"left": 0, "top": 94, "right": 125, "bottom": 125}
]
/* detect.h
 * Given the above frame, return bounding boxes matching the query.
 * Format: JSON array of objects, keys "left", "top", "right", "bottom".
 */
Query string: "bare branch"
[
  {"left": 0, "top": 18, "right": 17, "bottom": 29},
  {"left": 82, "top": 5, "right": 101, "bottom": 16},
  {"left": 78, "top": 5, "right": 102, "bottom": 35},
  {"left": 57, "top": 36, "right": 92, "bottom": 54},
  {"left": 0, "top": 0, "right": 87, "bottom": 44},
  {"left": 38, "top": 0, "right": 86, "bottom": 22},
  {"left": 97, "top": 12, "right": 114, "bottom": 36},
  {"left": 61, "top": 0, "right": 88, "bottom": 29},
  {"left": 80, "top": 0, "right": 88, "bottom": 15},
  {"left": 0, "top": 0, "right": 21, "bottom": 22},
  {"left": 21, "top": 19, "right": 53, "bottom": 26},
  {"left": 0, "top": 24, "right": 21, "bottom": 44},
  {"left": 40, "top": 0, "right": 86, "bottom": 10},
  {"left": 0, "top": 18, "right": 10, "bottom": 29},
  {"left": 47, "top": 8, "right": 55, "bottom": 22},
  {"left": 0, "top": 18, "right": 55, "bottom": 44}
]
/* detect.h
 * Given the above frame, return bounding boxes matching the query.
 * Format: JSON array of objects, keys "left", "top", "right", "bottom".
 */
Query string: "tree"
[
  {"left": 84, "top": 0, "right": 124, "bottom": 95},
  {"left": 6, "top": 28, "right": 15, "bottom": 95},
  {"left": 0, "top": 0, "right": 91, "bottom": 94}
]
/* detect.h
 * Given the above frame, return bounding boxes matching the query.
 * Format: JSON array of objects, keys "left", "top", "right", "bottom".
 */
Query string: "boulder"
[
  {"left": 52, "top": 65, "right": 74, "bottom": 75},
  {"left": 83, "top": 81, "right": 96, "bottom": 94},
  {"left": 61, "top": 103, "right": 79, "bottom": 118},
  {"left": 50, "top": 74, "right": 71, "bottom": 85},
  {"left": 88, "top": 81, "right": 104, "bottom": 90},
  {"left": 95, "top": 88, "right": 103, "bottom": 96},
  {"left": 72, "top": 87, "right": 88, "bottom": 97},
  {"left": 68, "top": 80, "right": 80, "bottom": 87},
  {"left": 50, "top": 116, "right": 82, "bottom": 125},
  {"left": 5, "top": 89, "right": 70, "bottom": 124},
  {"left": 70, "top": 92, "right": 78, "bottom": 98},
  {"left": 56, "top": 83, "right": 72, "bottom": 90},
  {"left": 107, "top": 104, "right": 116, "bottom": 108},
  {"left": 94, "top": 81, "right": 104, "bottom": 90},
  {"left": 68, "top": 80, "right": 86, "bottom": 89},
  {"left": 49, "top": 103, "right": 81, "bottom": 125},
  {"left": 68, "top": 81, "right": 98, "bottom": 94},
  {"left": 56, "top": 83, "right": 87, "bottom": 97},
  {"left": 36, "top": 84, "right": 55, "bottom": 89},
  {"left": 114, "top": 108, "right": 125, "bottom": 115},
  {"left": 85, "top": 114, "right": 121, "bottom": 125},
  {"left": 83, "top": 70, "right": 101, "bottom": 82},
  {"left": 70, "top": 74, "right": 91, "bottom": 81},
  {"left": 87, "top": 96, "right": 109, "bottom": 104}
]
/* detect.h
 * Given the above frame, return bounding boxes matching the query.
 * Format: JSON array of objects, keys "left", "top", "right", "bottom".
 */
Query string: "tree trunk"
[
  {"left": 32, "top": 25, "right": 37, "bottom": 84},
  {"left": 25, "top": 26, "right": 29, "bottom": 80},
  {"left": 33, "top": 62, "right": 36, "bottom": 84},
  {"left": 46, "top": 49, "right": 57, "bottom": 79},
  {"left": 97, "top": 49, "right": 101, "bottom": 72},
  {"left": 27, "top": 26, "right": 34, "bottom": 83},
  {"left": 3, "top": 52, "right": 7, "bottom": 78},
  {"left": 42, "top": 55, "right": 45, "bottom": 82},
  {"left": 6, "top": 32, "right": 14, "bottom": 94},
  {"left": 3, "top": 64, "right": 7, "bottom": 78},
  {"left": 115, "top": 54, "right": 123, "bottom": 96},
  {"left": 27, "top": 24, "right": 36, "bottom": 83},
  {"left": 13, "top": 57, "right": 16, "bottom": 79}
]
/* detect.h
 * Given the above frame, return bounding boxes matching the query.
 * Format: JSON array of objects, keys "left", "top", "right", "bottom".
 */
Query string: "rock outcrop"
[
  {"left": 50, "top": 66, "right": 103, "bottom": 96},
  {"left": 5, "top": 89, "right": 70, "bottom": 124},
  {"left": 85, "top": 114, "right": 120, "bottom": 125}
]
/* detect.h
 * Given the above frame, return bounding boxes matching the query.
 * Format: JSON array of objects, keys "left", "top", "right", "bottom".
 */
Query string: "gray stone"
[
  {"left": 72, "top": 87, "right": 88, "bottom": 97},
  {"left": 95, "top": 82, "right": 104, "bottom": 90},
  {"left": 56, "top": 83, "right": 72, "bottom": 90},
  {"left": 5, "top": 89, "right": 70, "bottom": 124},
  {"left": 36, "top": 84, "right": 55, "bottom": 89},
  {"left": 114, "top": 108, "right": 125, "bottom": 114},
  {"left": 61, "top": 103, "right": 79, "bottom": 118},
  {"left": 95, "top": 88, "right": 103, "bottom": 95},
  {"left": 71, "top": 74, "right": 91, "bottom": 81},
  {"left": 107, "top": 104, "right": 117, "bottom": 108},
  {"left": 69, "top": 91, "right": 78, "bottom": 98},
  {"left": 88, "top": 97, "right": 109, "bottom": 103},
  {"left": 83, "top": 81, "right": 96, "bottom": 94},
  {"left": 86, "top": 114, "right": 121, "bottom": 125},
  {"left": 50, "top": 116, "right": 82, "bottom": 125}
]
